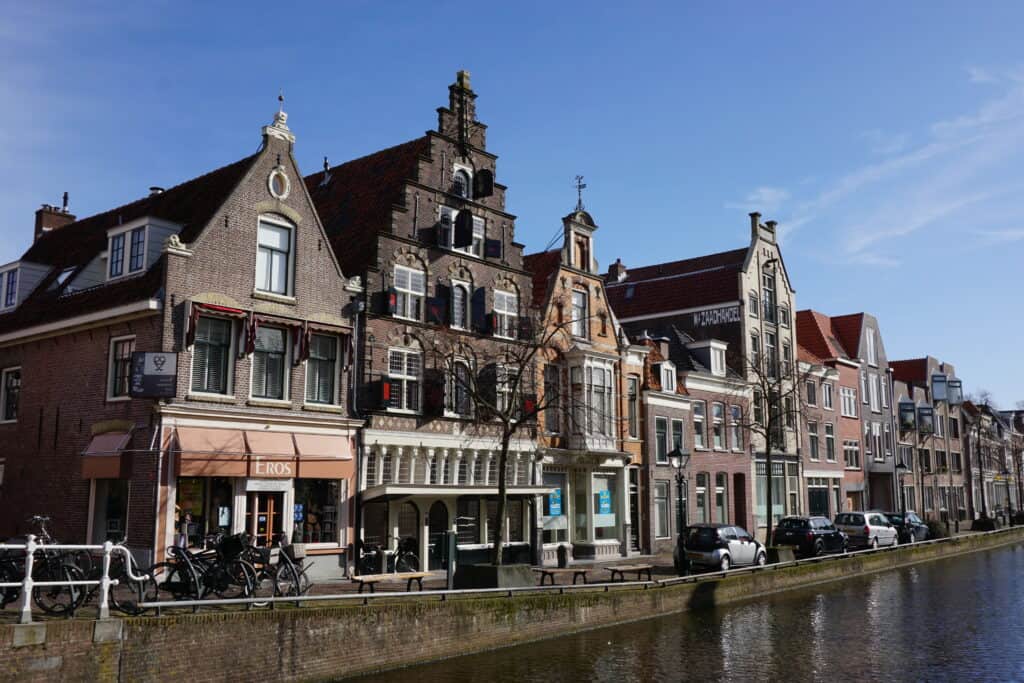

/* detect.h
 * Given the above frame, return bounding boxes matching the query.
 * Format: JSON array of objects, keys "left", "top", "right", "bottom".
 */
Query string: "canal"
[{"left": 356, "top": 543, "right": 1024, "bottom": 681}]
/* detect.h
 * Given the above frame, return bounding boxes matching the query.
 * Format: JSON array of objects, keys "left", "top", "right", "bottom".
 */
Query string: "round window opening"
[{"left": 268, "top": 169, "right": 291, "bottom": 199}]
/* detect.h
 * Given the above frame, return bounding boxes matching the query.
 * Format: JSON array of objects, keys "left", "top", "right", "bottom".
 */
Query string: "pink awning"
[
  {"left": 82, "top": 432, "right": 131, "bottom": 455},
  {"left": 244, "top": 431, "right": 297, "bottom": 457},
  {"left": 293, "top": 434, "right": 353, "bottom": 460},
  {"left": 177, "top": 427, "right": 245, "bottom": 456}
]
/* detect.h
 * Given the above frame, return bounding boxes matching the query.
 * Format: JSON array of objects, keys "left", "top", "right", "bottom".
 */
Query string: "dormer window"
[
  {"left": 0, "top": 268, "right": 17, "bottom": 310},
  {"left": 256, "top": 216, "right": 294, "bottom": 296},
  {"left": 711, "top": 347, "right": 726, "bottom": 377},
  {"left": 658, "top": 362, "right": 676, "bottom": 392},
  {"left": 108, "top": 226, "right": 146, "bottom": 279}
]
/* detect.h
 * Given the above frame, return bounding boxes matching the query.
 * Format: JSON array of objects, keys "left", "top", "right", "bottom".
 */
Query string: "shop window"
[
  {"left": 305, "top": 334, "right": 337, "bottom": 404},
  {"left": 293, "top": 479, "right": 340, "bottom": 544},
  {"left": 457, "top": 498, "right": 479, "bottom": 545},
  {"left": 593, "top": 474, "right": 618, "bottom": 540},
  {"left": 176, "top": 477, "right": 207, "bottom": 548},
  {"left": 191, "top": 317, "right": 233, "bottom": 395},
  {"left": 362, "top": 501, "right": 388, "bottom": 548},
  {"left": 252, "top": 327, "right": 288, "bottom": 400},
  {"left": 542, "top": 472, "right": 568, "bottom": 544},
  {"left": 654, "top": 481, "right": 670, "bottom": 538},
  {"left": 574, "top": 471, "right": 589, "bottom": 542},
  {"left": 486, "top": 500, "right": 500, "bottom": 544}
]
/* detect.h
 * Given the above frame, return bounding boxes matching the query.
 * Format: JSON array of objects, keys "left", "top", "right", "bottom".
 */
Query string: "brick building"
[
  {"left": 0, "top": 107, "right": 361, "bottom": 573},
  {"left": 306, "top": 72, "right": 547, "bottom": 569},
  {"left": 963, "top": 401, "right": 1019, "bottom": 522},
  {"left": 607, "top": 212, "right": 801, "bottom": 538}
]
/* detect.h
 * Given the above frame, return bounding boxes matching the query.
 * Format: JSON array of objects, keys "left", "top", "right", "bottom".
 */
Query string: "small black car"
[
  {"left": 771, "top": 516, "right": 847, "bottom": 556},
  {"left": 883, "top": 511, "right": 928, "bottom": 544}
]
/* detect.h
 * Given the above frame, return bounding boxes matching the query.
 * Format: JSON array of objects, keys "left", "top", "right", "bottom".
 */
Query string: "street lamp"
[
  {"left": 669, "top": 448, "right": 690, "bottom": 576},
  {"left": 896, "top": 462, "right": 909, "bottom": 517}
]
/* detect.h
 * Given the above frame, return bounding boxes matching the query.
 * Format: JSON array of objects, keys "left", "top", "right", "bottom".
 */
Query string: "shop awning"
[
  {"left": 293, "top": 434, "right": 352, "bottom": 460},
  {"left": 245, "top": 431, "right": 297, "bottom": 457},
  {"left": 177, "top": 427, "right": 247, "bottom": 477},
  {"left": 81, "top": 432, "right": 132, "bottom": 479}
]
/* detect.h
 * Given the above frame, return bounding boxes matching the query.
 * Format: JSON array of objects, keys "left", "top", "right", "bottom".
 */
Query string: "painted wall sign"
[
  {"left": 691, "top": 305, "right": 742, "bottom": 328},
  {"left": 129, "top": 352, "right": 178, "bottom": 398}
]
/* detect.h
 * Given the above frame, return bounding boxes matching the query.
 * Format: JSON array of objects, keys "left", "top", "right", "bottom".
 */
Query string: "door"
[
  {"left": 428, "top": 502, "right": 449, "bottom": 570},
  {"left": 247, "top": 492, "right": 284, "bottom": 547},
  {"left": 628, "top": 469, "right": 641, "bottom": 553},
  {"left": 733, "top": 473, "right": 747, "bottom": 530}
]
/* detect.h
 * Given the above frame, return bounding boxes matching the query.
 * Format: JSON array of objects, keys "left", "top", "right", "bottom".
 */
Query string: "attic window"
[
  {"left": 108, "top": 226, "right": 147, "bottom": 280},
  {"left": 56, "top": 268, "right": 75, "bottom": 287},
  {"left": 625, "top": 285, "right": 635, "bottom": 299},
  {"left": 0, "top": 268, "right": 17, "bottom": 310},
  {"left": 453, "top": 170, "right": 471, "bottom": 198},
  {"left": 659, "top": 362, "right": 676, "bottom": 392}
]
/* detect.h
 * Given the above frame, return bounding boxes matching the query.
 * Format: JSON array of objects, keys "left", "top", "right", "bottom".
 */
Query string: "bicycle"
[
  {"left": 390, "top": 536, "right": 419, "bottom": 573},
  {"left": 78, "top": 542, "right": 155, "bottom": 616},
  {"left": 149, "top": 533, "right": 256, "bottom": 602},
  {"left": 247, "top": 533, "right": 313, "bottom": 607}
]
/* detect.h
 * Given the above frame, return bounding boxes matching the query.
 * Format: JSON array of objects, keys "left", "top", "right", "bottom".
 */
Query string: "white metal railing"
[{"left": 0, "top": 535, "right": 149, "bottom": 623}]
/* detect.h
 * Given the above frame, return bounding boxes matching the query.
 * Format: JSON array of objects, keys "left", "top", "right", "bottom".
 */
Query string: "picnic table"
[
  {"left": 604, "top": 564, "right": 654, "bottom": 582},
  {"left": 351, "top": 571, "right": 430, "bottom": 593},
  {"left": 532, "top": 567, "right": 590, "bottom": 585}
]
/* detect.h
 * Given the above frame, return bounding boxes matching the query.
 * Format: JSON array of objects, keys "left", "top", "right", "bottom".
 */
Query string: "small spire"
[
  {"left": 574, "top": 175, "right": 587, "bottom": 212},
  {"left": 278, "top": 89, "right": 285, "bottom": 114},
  {"left": 323, "top": 156, "right": 329, "bottom": 173}
]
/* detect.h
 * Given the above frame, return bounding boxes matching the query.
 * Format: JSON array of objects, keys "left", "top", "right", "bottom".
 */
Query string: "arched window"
[
  {"left": 453, "top": 170, "right": 471, "bottom": 198},
  {"left": 449, "top": 360, "right": 471, "bottom": 417},
  {"left": 451, "top": 284, "right": 469, "bottom": 329}
]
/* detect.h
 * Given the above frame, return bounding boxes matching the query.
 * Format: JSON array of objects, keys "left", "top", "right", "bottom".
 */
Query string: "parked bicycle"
[
  {"left": 149, "top": 532, "right": 256, "bottom": 602},
  {"left": 247, "top": 532, "right": 313, "bottom": 606},
  {"left": 0, "top": 516, "right": 92, "bottom": 616},
  {"left": 357, "top": 536, "right": 419, "bottom": 575}
]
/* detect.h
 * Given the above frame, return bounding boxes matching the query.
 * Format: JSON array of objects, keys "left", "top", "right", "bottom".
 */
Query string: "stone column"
[
  {"left": 426, "top": 448, "right": 436, "bottom": 485},
  {"left": 376, "top": 447, "right": 387, "bottom": 486},
  {"left": 392, "top": 447, "right": 403, "bottom": 485}
]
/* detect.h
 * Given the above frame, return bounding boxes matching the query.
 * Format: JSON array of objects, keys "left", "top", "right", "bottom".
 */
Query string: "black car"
[
  {"left": 883, "top": 511, "right": 928, "bottom": 544},
  {"left": 771, "top": 516, "right": 847, "bottom": 557}
]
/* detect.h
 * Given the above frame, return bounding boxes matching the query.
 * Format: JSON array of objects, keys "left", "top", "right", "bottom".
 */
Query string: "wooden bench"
[
  {"left": 532, "top": 567, "right": 590, "bottom": 585},
  {"left": 604, "top": 564, "right": 654, "bottom": 582},
  {"left": 351, "top": 571, "right": 431, "bottom": 593}
]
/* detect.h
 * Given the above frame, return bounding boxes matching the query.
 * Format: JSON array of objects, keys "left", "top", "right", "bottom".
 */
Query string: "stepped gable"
[
  {"left": 304, "top": 137, "right": 430, "bottom": 276},
  {"left": 605, "top": 247, "right": 748, "bottom": 319}
]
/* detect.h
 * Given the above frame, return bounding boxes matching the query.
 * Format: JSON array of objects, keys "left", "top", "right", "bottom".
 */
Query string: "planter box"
[
  {"left": 453, "top": 563, "right": 535, "bottom": 589},
  {"left": 767, "top": 546, "right": 796, "bottom": 564}
]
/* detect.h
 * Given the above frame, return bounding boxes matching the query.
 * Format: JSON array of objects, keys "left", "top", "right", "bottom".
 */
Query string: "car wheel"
[
  {"left": 756, "top": 552, "right": 767, "bottom": 566},
  {"left": 720, "top": 555, "right": 731, "bottom": 571},
  {"left": 814, "top": 541, "right": 824, "bottom": 557},
  {"left": 892, "top": 535, "right": 899, "bottom": 547},
  {"left": 870, "top": 537, "right": 879, "bottom": 550}
]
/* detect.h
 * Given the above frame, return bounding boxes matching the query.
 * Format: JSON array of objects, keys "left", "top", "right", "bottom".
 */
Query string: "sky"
[{"left": 2, "top": 2, "right": 1022, "bottom": 406}]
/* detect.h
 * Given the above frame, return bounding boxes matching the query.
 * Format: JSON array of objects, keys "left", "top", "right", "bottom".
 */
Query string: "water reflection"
[{"left": 354, "top": 545, "right": 1024, "bottom": 682}]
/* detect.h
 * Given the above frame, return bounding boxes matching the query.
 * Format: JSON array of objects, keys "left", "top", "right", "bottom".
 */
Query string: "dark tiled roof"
[
  {"left": 304, "top": 138, "right": 429, "bottom": 276},
  {"left": 606, "top": 248, "right": 747, "bottom": 320},
  {"left": 890, "top": 358, "right": 929, "bottom": 384},
  {"left": 522, "top": 250, "right": 561, "bottom": 308},
  {"left": 829, "top": 313, "right": 864, "bottom": 359}
]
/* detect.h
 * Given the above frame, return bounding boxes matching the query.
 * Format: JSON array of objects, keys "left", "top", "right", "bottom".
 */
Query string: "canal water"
[{"left": 356, "top": 544, "right": 1024, "bottom": 681}]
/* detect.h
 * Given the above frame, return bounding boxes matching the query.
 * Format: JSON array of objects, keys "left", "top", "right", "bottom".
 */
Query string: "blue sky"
[{"left": 2, "top": 2, "right": 1022, "bottom": 405}]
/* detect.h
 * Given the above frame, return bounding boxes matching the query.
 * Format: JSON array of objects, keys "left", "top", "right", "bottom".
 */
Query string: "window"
[
  {"left": 627, "top": 376, "right": 639, "bottom": 438},
  {"left": 825, "top": 423, "right": 836, "bottom": 461},
  {"left": 822, "top": 382, "right": 834, "bottom": 410},
  {"left": 451, "top": 284, "right": 469, "bottom": 329},
  {"left": 585, "top": 365, "right": 614, "bottom": 435},
  {"left": 452, "top": 170, "right": 470, "bottom": 198},
  {"left": 779, "top": 306, "right": 790, "bottom": 327},
  {"left": 866, "top": 328, "right": 877, "bottom": 366},
  {"left": 571, "top": 290, "right": 588, "bottom": 338},
  {"left": 715, "top": 473, "right": 727, "bottom": 523},
  {"left": 748, "top": 292, "right": 759, "bottom": 318},
  {"left": 762, "top": 271, "right": 776, "bottom": 323},
  {"left": 1, "top": 367, "right": 20, "bottom": 422},
  {"left": 784, "top": 396, "right": 795, "bottom": 429},
  {"left": 654, "top": 482, "right": 670, "bottom": 538},
  {"left": 252, "top": 327, "right": 287, "bottom": 400},
  {"left": 387, "top": 349, "right": 422, "bottom": 412},
  {"left": 256, "top": 219, "right": 292, "bottom": 295},
  {"left": 881, "top": 377, "right": 889, "bottom": 408},
  {"left": 129, "top": 227, "right": 146, "bottom": 272},
  {"left": 898, "top": 444, "right": 913, "bottom": 470},
  {"left": 861, "top": 372, "right": 869, "bottom": 404},
  {"left": 493, "top": 290, "right": 518, "bottom": 338},
  {"left": 448, "top": 360, "right": 472, "bottom": 417},
  {"left": 672, "top": 418, "right": 685, "bottom": 453},
  {"left": 904, "top": 486, "right": 916, "bottom": 511},
  {"left": 544, "top": 364, "right": 561, "bottom": 433},
  {"left": 507, "top": 499, "right": 524, "bottom": 543},
  {"left": 935, "top": 414, "right": 945, "bottom": 438},
  {"left": 936, "top": 450, "right": 948, "bottom": 472},
  {"left": 693, "top": 401, "right": 706, "bottom": 449},
  {"left": 573, "top": 235, "right": 591, "bottom": 271},
  {"left": 190, "top": 317, "right": 232, "bottom": 394},
  {"left": 750, "top": 333, "right": 760, "bottom": 364},
  {"left": 782, "top": 343, "right": 792, "bottom": 376},
  {"left": 696, "top": 473, "right": 708, "bottom": 523},
  {"left": 808, "top": 421, "right": 819, "bottom": 460},
  {"left": 869, "top": 374, "right": 880, "bottom": 412},
  {"left": 843, "top": 441, "right": 860, "bottom": 469},
  {"left": 806, "top": 380, "right": 817, "bottom": 406},
  {"left": 753, "top": 390, "right": 764, "bottom": 426},
  {"left": 712, "top": 402, "right": 725, "bottom": 449},
  {"left": 660, "top": 365, "right": 676, "bottom": 393},
  {"left": 496, "top": 365, "right": 518, "bottom": 416},
  {"left": 883, "top": 423, "right": 893, "bottom": 455},
  {"left": 439, "top": 207, "right": 484, "bottom": 257},
  {"left": 542, "top": 472, "right": 568, "bottom": 544},
  {"left": 919, "top": 448, "right": 931, "bottom": 473},
  {"left": 872, "top": 422, "right": 883, "bottom": 462},
  {"left": 456, "top": 498, "right": 479, "bottom": 544},
  {"left": 841, "top": 387, "right": 858, "bottom": 418},
  {"left": 107, "top": 336, "right": 135, "bottom": 400},
  {"left": 462, "top": 217, "right": 485, "bottom": 258},
  {"left": 655, "top": 417, "right": 668, "bottom": 464},
  {"left": 950, "top": 417, "right": 960, "bottom": 439},
  {"left": 292, "top": 479, "right": 341, "bottom": 544},
  {"left": 730, "top": 405, "right": 742, "bottom": 450},
  {"left": 393, "top": 266, "right": 425, "bottom": 321},
  {"left": 305, "top": 334, "right": 337, "bottom": 404},
  {"left": 711, "top": 347, "right": 726, "bottom": 376},
  {"left": 1, "top": 268, "right": 17, "bottom": 309},
  {"left": 952, "top": 452, "right": 962, "bottom": 473},
  {"left": 766, "top": 333, "right": 777, "bottom": 378}
]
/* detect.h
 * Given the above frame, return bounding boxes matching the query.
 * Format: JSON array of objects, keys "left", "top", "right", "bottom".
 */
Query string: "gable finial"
[
  {"left": 574, "top": 175, "right": 587, "bottom": 212},
  {"left": 278, "top": 89, "right": 284, "bottom": 114}
]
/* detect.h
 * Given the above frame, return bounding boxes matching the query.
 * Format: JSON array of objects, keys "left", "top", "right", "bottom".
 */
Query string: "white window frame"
[
  {"left": 249, "top": 326, "right": 291, "bottom": 402},
  {"left": 711, "top": 347, "right": 726, "bottom": 376},
  {"left": 730, "top": 405, "right": 742, "bottom": 451},
  {"left": 654, "top": 481, "right": 671, "bottom": 539},
  {"left": 660, "top": 363, "right": 676, "bottom": 393},
  {"left": 107, "top": 224, "right": 148, "bottom": 281},
  {"left": 387, "top": 348, "right": 422, "bottom": 413},
  {"left": 304, "top": 334, "right": 340, "bottom": 406},
  {"left": 188, "top": 315, "right": 236, "bottom": 397},
  {"left": 693, "top": 401, "right": 707, "bottom": 449},
  {"left": 806, "top": 380, "right": 817, "bottom": 406},
  {"left": 446, "top": 358, "right": 473, "bottom": 418},
  {"left": 825, "top": 423, "right": 836, "bottom": 461},
  {"left": 841, "top": 386, "right": 858, "bottom": 418},
  {"left": 822, "top": 382, "right": 834, "bottom": 410},
  {"left": 452, "top": 167, "right": 472, "bottom": 199},
  {"left": 0, "top": 267, "right": 18, "bottom": 310},
  {"left": 493, "top": 290, "right": 518, "bottom": 339},
  {"left": 748, "top": 291, "right": 759, "bottom": 318},
  {"left": 712, "top": 402, "right": 725, "bottom": 450},
  {"left": 0, "top": 366, "right": 20, "bottom": 424},
  {"left": 571, "top": 289, "right": 588, "bottom": 339},
  {"left": 393, "top": 265, "right": 426, "bottom": 321},
  {"left": 106, "top": 334, "right": 136, "bottom": 402},
  {"left": 866, "top": 328, "right": 877, "bottom": 367},
  {"left": 869, "top": 373, "right": 880, "bottom": 413},
  {"left": 439, "top": 206, "right": 485, "bottom": 258},
  {"left": 255, "top": 215, "right": 295, "bottom": 297}
]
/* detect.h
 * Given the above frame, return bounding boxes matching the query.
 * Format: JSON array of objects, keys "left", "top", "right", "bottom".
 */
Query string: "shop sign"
[
  {"left": 548, "top": 488, "right": 563, "bottom": 516},
  {"left": 253, "top": 459, "right": 294, "bottom": 477},
  {"left": 691, "top": 305, "right": 741, "bottom": 328},
  {"left": 598, "top": 489, "right": 612, "bottom": 514},
  {"left": 294, "top": 503, "right": 304, "bottom": 522},
  {"left": 130, "top": 352, "right": 178, "bottom": 398},
  {"left": 246, "top": 478, "right": 291, "bottom": 492}
]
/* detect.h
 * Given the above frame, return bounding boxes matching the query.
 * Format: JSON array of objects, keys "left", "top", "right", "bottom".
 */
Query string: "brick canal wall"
[{"left": 4, "top": 527, "right": 1023, "bottom": 682}]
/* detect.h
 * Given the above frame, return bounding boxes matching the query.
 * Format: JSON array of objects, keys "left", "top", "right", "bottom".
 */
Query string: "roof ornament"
[
  {"left": 574, "top": 175, "right": 586, "bottom": 212},
  {"left": 263, "top": 89, "right": 295, "bottom": 143},
  {"left": 319, "top": 156, "right": 332, "bottom": 188}
]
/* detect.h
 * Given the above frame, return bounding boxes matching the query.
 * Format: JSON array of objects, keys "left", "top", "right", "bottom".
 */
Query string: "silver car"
[
  {"left": 684, "top": 523, "right": 767, "bottom": 571},
  {"left": 834, "top": 511, "right": 899, "bottom": 549}
]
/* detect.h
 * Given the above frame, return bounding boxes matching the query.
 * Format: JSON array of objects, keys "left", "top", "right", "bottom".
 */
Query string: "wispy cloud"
[
  {"left": 725, "top": 186, "right": 790, "bottom": 213},
  {"left": 967, "top": 66, "right": 997, "bottom": 84},
  {"left": 975, "top": 228, "right": 1024, "bottom": 244},
  {"left": 861, "top": 128, "right": 909, "bottom": 156}
]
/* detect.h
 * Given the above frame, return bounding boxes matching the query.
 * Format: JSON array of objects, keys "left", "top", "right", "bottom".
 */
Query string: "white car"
[
  {"left": 683, "top": 523, "right": 767, "bottom": 571},
  {"left": 834, "top": 511, "right": 899, "bottom": 549}
]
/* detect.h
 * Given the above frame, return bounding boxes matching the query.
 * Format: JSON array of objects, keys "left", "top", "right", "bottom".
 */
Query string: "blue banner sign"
[
  {"left": 548, "top": 488, "right": 562, "bottom": 516},
  {"left": 598, "top": 489, "right": 612, "bottom": 514}
]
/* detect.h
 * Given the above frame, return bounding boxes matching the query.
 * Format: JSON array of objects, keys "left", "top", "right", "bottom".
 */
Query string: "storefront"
[{"left": 82, "top": 428, "right": 133, "bottom": 545}]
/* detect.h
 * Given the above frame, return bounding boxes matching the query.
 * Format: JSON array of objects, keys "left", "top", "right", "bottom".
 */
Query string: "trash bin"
[{"left": 557, "top": 544, "right": 569, "bottom": 568}]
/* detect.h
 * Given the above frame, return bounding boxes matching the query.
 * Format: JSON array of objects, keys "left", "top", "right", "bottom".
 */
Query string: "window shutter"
[
  {"left": 517, "top": 315, "right": 534, "bottom": 340},
  {"left": 484, "top": 238, "right": 502, "bottom": 259},
  {"left": 471, "top": 288, "right": 487, "bottom": 333},
  {"left": 423, "top": 369, "right": 445, "bottom": 417},
  {"left": 386, "top": 287, "right": 398, "bottom": 315},
  {"left": 473, "top": 169, "right": 494, "bottom": 199},
  {"left": 380, "top": 379, "right": 392, "bottom": 409},
  {"left": 478, "top": 364, "right": 498, "bottom": 419},
  {"left": 522, "top": 393, "right": 538, "bottom": 422},
  {"left": 428, "top": 284, "right": 449, "bottom": 325},
  {"left": 418, "top": 225, "right": 437, "bottom": 245},
  {"left": 453, "top": 211, "right": 474, "bottom": 248},
  {"left": 488, "top": 311, "right": 498, "bottom": 335}
]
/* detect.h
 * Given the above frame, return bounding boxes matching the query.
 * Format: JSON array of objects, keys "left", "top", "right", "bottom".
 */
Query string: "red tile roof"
[
  {"left": 890, "top": 358, "right": 929, "bottom": 384},
  {"left": 304, "top": 138, "right": 430, "bottom": 276},
  {"left": 606, "top": 248, "right": 748, "bottom": 320},
  {"left": 829, "top": 313, "right": 864, "bottom": 359},
  {"left": 522, "top": 249, "right": 561, "bottom": 308},
  {"left": 795, "top": 309, "right": 852, "bottom": 362},
  {"left": 797, "top": 343, "right": 824, "bottom": 365}
]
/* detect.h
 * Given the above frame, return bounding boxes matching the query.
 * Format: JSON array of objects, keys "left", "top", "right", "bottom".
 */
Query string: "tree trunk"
[
  {"left": 765, "top": 442, "right": 774, "bottom": 545},
  {"left": 490, "top": 431, "right": 511, "bottom": 566}
]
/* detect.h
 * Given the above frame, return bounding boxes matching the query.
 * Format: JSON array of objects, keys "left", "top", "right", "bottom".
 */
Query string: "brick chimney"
[
  {"left": 749, "top": 211, "right": 762, "bottom": 239},
  {"left": 606, "top": 258, "right": 627, "bottom": 283},
  {"left": 34, "top": 192, "right": 75, "bottom": 241}
]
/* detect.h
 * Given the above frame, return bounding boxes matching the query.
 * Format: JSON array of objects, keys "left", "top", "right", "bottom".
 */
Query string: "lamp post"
[
  {"left": 896, "top": 462, "right": 908, "bottom": 517},
  {"left": 669, "top": 448, "right": 690, "bottom": 576}
]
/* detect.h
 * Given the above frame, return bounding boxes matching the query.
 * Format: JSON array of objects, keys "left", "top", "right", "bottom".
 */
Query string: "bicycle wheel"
[
  {"left": 395, "top": 553, "right": 419, "bottom": 573},
  {"left": 0, "top": 561, "right": 22, "bottom": 607},
  {"left": 108, "top": 560, "right": 153, "bottom": 616},
  {"left": 211, "top": 559, "right": 254, "bottom": 599},
  {"left": 274, "top": 562, "right": 302, "bottom": 597},
  {"left": 33, "top": 562, "right": 85, "bottom": 616},
  {"left": 251, "top": 566, "right": 276, "bottom": 607},
  {"left": 149, "top": 562, "right": 200, "bottom": 601}
]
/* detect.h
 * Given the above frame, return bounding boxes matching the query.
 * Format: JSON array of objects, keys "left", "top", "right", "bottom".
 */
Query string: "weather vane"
[
  {"left": 278, "top": 89, "right": 285, "bottom": 113},
  {"left": 574, "top": 175, "right": 587, "bottom": 212}
]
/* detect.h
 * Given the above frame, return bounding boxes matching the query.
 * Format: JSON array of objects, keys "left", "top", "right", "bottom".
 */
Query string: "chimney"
[
  {"left": 749, "top": 211, "right": 761, "bottom": 238},
  {"left": 607, "top": 258, "right": 627, "bottom": 283},
  {"left": 654, "top": 335, "right": 671, "bottom": 360},
  {"left": 149, "top": 186, "right": 165, "bottom": 196},
  {"left": 765, "top": 220, "right": 777, "bottom": 233},
  {"left": 34, "top": 195, "right": 76, "bottom": 241}
]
